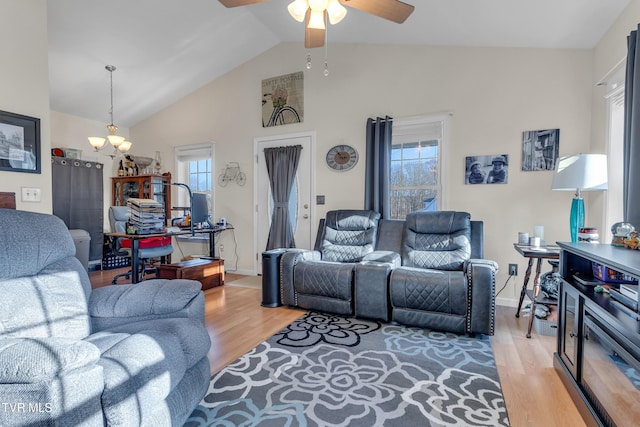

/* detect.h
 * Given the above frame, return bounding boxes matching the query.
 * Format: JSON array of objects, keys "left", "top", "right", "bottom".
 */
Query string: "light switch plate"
[{"left": 21, "top": 187, "right": 41, "bottom": 202}]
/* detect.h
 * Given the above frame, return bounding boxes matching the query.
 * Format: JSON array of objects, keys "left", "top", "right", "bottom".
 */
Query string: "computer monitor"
[{"left": 190, "top": 192, "right": 209, "bottom": 225}]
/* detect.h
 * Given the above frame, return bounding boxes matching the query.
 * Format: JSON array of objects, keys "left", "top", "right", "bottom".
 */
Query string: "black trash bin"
[{"left": 261, "top": 249, "right": 287, "bottom": 307}]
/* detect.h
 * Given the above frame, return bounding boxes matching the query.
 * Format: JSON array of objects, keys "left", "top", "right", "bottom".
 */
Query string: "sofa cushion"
[
  {"left": 89, "top": 279, "right": 201, "bottom": 319},
  {"left": 402, "top": 211, "right": 471, "bottom": 270},
  {"left": 0, "top": 337, "right": 100, "bottom": 383},
  {"left": 85, "top": 317, "right": 211, "bottom": 427},
  {"left": 0, "top": 210, "right": 76, "bottom": 281},
  {"left": 0, "top": 258, "right": 92, "bottom": 339},
  {"left": 321, "top": 210, "right": 380, "bottom": 262},
  {"left": 95, "top": 317, "right": 211, "bottom": 368}
]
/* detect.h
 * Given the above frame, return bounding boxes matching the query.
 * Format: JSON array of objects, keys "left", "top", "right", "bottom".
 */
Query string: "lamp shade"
[
  {"left": 551, "top": 154, "right": 608, "bottom": 192},
  {"left": 288, "top": 0, "right": 308, "bottom": 22}
]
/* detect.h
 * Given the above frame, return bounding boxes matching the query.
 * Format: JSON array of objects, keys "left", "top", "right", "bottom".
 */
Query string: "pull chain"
[
  {"left": 306, "top": 50, "right": 312, "bottom": 70},
  {"left": 324, "top": 24, "right": 329, "bottom": 77}
]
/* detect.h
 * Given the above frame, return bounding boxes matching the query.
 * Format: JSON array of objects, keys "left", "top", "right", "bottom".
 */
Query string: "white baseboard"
[
  {"left": 226, "top": 268, "right": 254, "bottom": 276},
  {"left": 496, "top": 297, "right": 519, "bottom": 308}
]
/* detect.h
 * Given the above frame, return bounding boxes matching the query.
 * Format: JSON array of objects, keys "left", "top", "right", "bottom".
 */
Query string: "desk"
[
  {"left": 109, "top": 225, "right": 232, "bottom": 283},
  {"left": 513, "top": 243, "right": 560, "bottom": 338}
]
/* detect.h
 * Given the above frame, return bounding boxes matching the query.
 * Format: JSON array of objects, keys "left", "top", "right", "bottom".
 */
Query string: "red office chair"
[{"left": 108, "top": 206, "right": 173, "bottom": 284}]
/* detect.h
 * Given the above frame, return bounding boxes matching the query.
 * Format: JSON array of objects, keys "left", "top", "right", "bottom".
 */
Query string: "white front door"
[{"left": 254, "top": 132, "right": 315, "bottom": 274}]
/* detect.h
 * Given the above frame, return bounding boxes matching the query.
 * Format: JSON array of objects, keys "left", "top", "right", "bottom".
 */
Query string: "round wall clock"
[{"left": 326, "top": 144, "right": 358, "bottom": 171}]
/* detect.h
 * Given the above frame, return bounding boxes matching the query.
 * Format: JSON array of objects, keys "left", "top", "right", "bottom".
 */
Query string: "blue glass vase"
[{"left": 570, "top": 197, "right": 585, "bottom": 243}]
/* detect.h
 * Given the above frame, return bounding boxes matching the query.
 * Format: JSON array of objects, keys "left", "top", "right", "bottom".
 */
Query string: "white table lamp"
[{"left": 551, "top": 154, "right": 608, "bottom": 242}]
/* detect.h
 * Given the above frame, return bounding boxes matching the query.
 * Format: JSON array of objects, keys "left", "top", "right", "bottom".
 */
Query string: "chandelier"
[{"left": 87, "top": 65, "right": 132, "bottom": 158}]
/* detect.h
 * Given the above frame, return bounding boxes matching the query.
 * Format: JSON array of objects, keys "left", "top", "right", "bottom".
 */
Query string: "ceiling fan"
[{"left": 218, "top": 0, "right": 415, "bottom": 48}]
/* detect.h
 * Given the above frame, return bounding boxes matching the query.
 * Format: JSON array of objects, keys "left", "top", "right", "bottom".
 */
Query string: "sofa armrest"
[
  {"left": 89, "top": 279, "right": 205, "bottom": 331},
  {"left": 280, "top": 250, "right": 321, "bottom": 306},
  {"left": 0, "top": 337, "right": 100, "bottom": 383},
  {"left": 361, "top": 250, "right": 401, "bottom": 268},
  {"left": 464, "top": 259, "right": 499, "bottom": 335}
]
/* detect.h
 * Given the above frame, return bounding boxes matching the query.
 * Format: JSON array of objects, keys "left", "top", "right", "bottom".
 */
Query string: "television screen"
[{"left": 191, "top": 192, "right": 209, "bottom": 225}]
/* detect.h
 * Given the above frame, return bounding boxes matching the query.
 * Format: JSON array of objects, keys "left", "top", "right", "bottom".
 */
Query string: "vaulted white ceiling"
[{"left": 47, "top": 0, "right": 630, "bottom": 128}]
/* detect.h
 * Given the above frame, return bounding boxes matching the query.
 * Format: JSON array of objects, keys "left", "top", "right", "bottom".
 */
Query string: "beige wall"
[
  {"left": 131, "top": 42, "right": 594, "bottom": 305},
  {"left": 0, "top": 0, "right": 50, "bottom": 213}
]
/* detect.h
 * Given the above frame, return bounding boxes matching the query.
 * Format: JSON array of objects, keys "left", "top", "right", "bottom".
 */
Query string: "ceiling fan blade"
[
  {"left": 304, "top": 9, "right": 325, "bottom": 49},
  {"left": 218, "top": 0, "right": 269, "bottom": 7},
  {"left": 339, "top": 0, "right": 414, "bottom": 24}
]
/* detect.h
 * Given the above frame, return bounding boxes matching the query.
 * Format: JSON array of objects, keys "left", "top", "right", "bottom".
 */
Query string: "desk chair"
[{"left": 108, "top": 206, "right": 173, "bottom": 284}]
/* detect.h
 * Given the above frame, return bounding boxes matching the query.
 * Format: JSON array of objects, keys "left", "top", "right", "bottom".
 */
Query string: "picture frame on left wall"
[{"left": 0, "top": 110, "right": 41, "bottom": 174}]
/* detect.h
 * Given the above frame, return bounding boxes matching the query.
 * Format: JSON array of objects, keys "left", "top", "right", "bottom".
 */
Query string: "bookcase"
[{"left": 111, "top": 173, "right": 171, "bottom": 221}]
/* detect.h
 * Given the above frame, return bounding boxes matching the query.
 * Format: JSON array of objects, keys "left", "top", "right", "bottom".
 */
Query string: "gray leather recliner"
[
  {"left": 388, "top": 211, "right": 497, "bottom": 335},
  {"left": 0, "top": 209, "right": 211, "bottom": 426},
  {"left": 280, "top": 210, "right": 382, "bottom": 316}
]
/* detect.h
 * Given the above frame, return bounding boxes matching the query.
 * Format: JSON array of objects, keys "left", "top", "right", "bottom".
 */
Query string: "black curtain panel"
[
  {"left": 264, "top": 144, "right": 303, "bottom": 250},
  {"left": 364, "top": 116, "right": 392, "bottom": 218},
  {"left": 624, "top": 25, "right": 640, "bottom": 228},
  {"left": 52, "top": 157, "right": 104, "bottom": 262}
]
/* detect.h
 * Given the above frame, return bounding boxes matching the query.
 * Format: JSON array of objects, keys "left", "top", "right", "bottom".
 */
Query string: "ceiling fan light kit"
[
  {"left": 287, "top": 0, "right": 308, "bottom": 22},
  {"left": 220, "top": 0, "right": 414, "bottom": 74}
]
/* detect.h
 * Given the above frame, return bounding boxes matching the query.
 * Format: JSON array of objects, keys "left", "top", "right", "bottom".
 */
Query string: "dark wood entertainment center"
[{"left": 555, "top": 242, "right": 640, "bottom": 427}]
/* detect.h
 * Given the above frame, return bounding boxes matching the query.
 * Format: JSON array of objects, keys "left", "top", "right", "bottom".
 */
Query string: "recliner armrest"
[
  {"left": 464, "top": 258, "right": 498, "bottom": 335},
  {"left": 89, "top": 279, "right": 205, "bottom": 331},
  {"left": 0, "top": 337, "right": 100, "bottom": 383},
  {"left": 361, "top": 250, "right": 401, "bottom": 268},
  {"left": 280, "top": 250, "right": 321, "bottom": 306}
]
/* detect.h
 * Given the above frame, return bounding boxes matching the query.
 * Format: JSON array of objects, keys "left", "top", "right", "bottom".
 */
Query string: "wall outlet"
[
  {"left": 508, "top": 263, "right": 518, "bottom": 276},
  {"left": 21, "top": 187, "right": 41, "bottom": 202}
]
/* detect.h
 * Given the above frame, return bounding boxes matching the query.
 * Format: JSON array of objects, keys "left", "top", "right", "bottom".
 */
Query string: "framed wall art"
[
  {"left": 0, "top": 110, "right": 41, "bottom": 174},
  {"left": 465, "top": 154, "right": 509, "bottom": 184},
  {"left": 522, "top": 129, "right": 559, "bottom": 172},
  {"left": 261, "top": 71, "right": 304, "bottom": 127}
]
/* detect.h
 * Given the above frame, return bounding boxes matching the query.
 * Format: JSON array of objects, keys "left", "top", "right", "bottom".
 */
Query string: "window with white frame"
[
  {"left": 604, "top": 67, "right": 625, "bottom": 243},
  {"left": 390, "top": 115, "right": 448, "bottom": 219},
  {"left": 174, "top": 142, "right": 215, "bottom": 221}
]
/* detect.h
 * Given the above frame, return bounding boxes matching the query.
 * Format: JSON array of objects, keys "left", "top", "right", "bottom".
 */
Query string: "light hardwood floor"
[{"left": 89, "top": 269, "right": 586, "bottom": 426}]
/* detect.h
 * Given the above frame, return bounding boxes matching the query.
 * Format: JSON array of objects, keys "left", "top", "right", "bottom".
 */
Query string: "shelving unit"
[
  {"left": 555, "top": 242, "right": 640, "bottom": 427},
  {"left": 111, "top": 173, "right": 171, "bottom": 221}
]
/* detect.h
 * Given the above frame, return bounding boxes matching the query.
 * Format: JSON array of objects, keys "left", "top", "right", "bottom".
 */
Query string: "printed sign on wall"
[{"left": 261, "top": 72, "right": 304, "bottom": 128}]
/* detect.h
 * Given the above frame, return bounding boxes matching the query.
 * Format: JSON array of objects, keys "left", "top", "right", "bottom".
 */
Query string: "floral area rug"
[{"left": 185, "top": 312, "right": 510, "bottom": 426}]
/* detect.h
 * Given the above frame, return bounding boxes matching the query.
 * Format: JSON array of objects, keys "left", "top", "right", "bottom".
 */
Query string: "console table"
[{"left": 555, "top": 242, "right": 640, "bottom": 427}]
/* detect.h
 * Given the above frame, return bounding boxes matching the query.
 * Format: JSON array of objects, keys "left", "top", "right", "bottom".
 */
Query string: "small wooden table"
[
  {"left": 157, "top": 257, "right": 224, "bottom": 290},
  {"left": 513, "top": 243, "right": 560, "bottom": 338}
]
